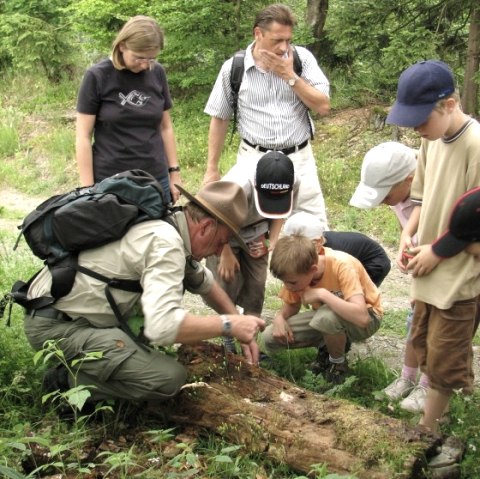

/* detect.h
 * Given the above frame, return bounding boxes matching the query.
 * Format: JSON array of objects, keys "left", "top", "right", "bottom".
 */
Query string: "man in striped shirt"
[{"left": 204, "top": 3, "right": 331, "bottom": 230}]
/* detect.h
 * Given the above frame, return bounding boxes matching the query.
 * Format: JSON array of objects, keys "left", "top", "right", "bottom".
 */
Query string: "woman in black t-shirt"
[{"left": 76, "top": 15, "right": 181, "bottom": 204}]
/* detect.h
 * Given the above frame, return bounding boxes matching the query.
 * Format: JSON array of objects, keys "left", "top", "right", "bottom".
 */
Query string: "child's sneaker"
[
  {"left": 383, "top": 377, "right": 415, "bottom": 400},
  {"left": 325, "top": 360, "right": 350, "bottom": 385},
  {"left": 310, "top": 345, "right": 330, "bottom": 374},
  {"left": 400, "top": 385, "right": 427, "bottom": 413}
]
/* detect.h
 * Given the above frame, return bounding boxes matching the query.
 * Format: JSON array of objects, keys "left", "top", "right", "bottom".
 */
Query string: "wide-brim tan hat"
[{"left": 175, "top": 182, "right": 248, "bottom": 251}]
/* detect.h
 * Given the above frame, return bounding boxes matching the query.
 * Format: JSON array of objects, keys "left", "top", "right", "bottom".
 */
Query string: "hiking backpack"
[
  {"left": 3, "top": 169, "right": 174, "bottom": 343},
  {"left": 229, "top": 46, "right": 303, "bottom": 137}
]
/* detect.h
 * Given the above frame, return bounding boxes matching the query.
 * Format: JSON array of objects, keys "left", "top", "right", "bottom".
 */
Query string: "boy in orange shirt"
[{"left": 262, "top": 234, "right": 382, "bottom": 384}]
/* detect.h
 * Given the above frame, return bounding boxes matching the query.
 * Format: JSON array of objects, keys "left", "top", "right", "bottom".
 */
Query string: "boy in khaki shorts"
[{"left": 387, "top": 60, "right": 480, "bottom": 434}]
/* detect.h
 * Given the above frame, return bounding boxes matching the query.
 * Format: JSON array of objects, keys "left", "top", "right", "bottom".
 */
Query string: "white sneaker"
[
  {"left": 400, "top": 385, "right": 427, "bottom": 413},
  {"left": 383, "top": 377, "right": 415, "bottom": 400}
]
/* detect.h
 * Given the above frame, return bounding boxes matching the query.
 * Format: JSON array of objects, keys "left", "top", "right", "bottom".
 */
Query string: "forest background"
[{"left": 0, "top": 0, "right": 480, "bottom": 478}]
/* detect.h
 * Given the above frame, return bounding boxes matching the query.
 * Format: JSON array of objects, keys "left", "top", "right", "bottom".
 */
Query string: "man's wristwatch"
[
  {"left": 288, "top": 74, "right": 299, "bottom": 87},
  {"left": 220, "top": 315, "right": 232, "bottom": 337},
  {"left": 168, "top": 166, "right": 181, "bottom": 173}
]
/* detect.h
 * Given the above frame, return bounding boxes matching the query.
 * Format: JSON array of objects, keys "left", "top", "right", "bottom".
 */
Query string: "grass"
[{"left": 1, "top": 73, "right": 480, "bottom": 478}]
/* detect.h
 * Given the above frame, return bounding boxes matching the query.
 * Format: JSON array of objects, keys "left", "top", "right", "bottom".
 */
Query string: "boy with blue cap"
[{"left": 386, "top": 60, "right": 480, "bottom": 434}]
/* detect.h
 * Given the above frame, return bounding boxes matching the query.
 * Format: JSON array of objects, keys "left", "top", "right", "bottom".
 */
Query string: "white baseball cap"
[
  {"left": 283, "top": 212, "right": 325, "bottom": 239},
  {"left": 349, "top": 142, "right": 417, "bottom": 208}
]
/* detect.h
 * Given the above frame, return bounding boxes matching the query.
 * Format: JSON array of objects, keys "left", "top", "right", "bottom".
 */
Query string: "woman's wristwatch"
[{"left": 168, "top": 166, "right": 181, "bottom": 173}]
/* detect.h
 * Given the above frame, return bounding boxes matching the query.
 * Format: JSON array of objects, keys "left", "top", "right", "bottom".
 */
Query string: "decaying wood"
[{"left": 169, "top": 342, "right": 440, "bottom": 479}]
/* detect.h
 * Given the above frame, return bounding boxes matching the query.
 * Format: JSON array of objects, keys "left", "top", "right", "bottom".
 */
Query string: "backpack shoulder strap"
[
  {"left": 290, "top": 46, "right": 313, "bottom": 140},
  {"left": 229, "top": 50, "right": 246, "bottom": 142},
  {"left": 292, "top": 46, "right": 302, "bottom": 77},
  {"left": 230, "top": 50, "right": 246, "bottom": 94}
]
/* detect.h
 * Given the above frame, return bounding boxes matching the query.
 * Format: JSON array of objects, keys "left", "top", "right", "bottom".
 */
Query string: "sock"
[
  {"left": 418, "top": 373, "right": 429, "bottom": 388},
  {"left": 401, "top": 365, "right": 418, "bottom": 382},
  {"left": 329, "top": 354, "right": 345, "bottom": 364}
]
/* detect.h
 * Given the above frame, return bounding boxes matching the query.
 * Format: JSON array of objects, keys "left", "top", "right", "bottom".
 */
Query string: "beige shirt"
[
  {"left": 410, "top": 119, "right": 480, "bottom": 309},
  {"left": 28, "top": 211, "right": 214, "bottom": 345}
]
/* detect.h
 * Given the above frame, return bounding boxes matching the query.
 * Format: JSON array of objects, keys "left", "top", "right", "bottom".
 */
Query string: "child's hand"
[
  {"left": 218, "top": 248, "right": 240, "bottom": 282},
  {"left": 272, "top": 317, "right": 294, "bottom": 345},
  {"left": 301, "top": 288, "right": 323, "bottom": 306},
  {"left": 396, "top": 235, "right": 414, "bottom": 272},
  {"left": 406, "top": 244, "right": 442, "bottom": 277}
]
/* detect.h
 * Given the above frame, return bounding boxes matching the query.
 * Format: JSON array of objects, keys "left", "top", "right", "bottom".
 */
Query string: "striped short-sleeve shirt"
[{"left": 205, "top": 43, "right": 330, "bottom": 150}]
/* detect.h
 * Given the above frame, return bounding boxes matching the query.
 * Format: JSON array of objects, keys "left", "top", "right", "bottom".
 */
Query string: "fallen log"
[{"left": 168, "top": 342, "right": 440, "bottom": 479}]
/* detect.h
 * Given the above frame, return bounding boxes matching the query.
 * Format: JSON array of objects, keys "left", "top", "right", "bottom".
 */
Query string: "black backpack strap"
[
  {"left": 229, "top": 50, "right": 246, "bottom": 143},
  {"left": 1, "top": 273, "right": 56, "bottom": 326},
  {"left": 75, "top": 264, "right": 142, "bottom": 293},
  {"left": 75, "top": 264, "right": 149, "bottom": 350},
  {"left": 290, "top": 46, "right": 313, "bottom": 141},
  {"left": 104, "top": 284, "right": 150, "bottom": 352},
  {"left": 292, "top": 46, "right": 302, "bottom": 77},
  {"left": 50, "top": 255, "right": 79, "bottom": 299}
]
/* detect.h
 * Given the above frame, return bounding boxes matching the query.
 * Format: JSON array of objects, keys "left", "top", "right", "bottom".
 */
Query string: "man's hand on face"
[{"left": 257, "top": 46, "right": 294, "bottom": 81}]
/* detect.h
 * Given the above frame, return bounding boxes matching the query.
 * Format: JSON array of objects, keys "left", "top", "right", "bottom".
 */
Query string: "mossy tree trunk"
[{"left": 169, "top": 343, "right": 440, "bottom": 479}]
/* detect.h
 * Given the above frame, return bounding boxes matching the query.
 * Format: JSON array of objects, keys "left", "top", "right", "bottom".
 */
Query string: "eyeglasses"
[{"left": 133, "top": 56, "right": 156, "bottom": 65}]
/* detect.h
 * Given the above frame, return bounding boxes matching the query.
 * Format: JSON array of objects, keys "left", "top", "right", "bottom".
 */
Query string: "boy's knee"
[{"left": 309, "top": 307, "right": 343, "bottom": 335}]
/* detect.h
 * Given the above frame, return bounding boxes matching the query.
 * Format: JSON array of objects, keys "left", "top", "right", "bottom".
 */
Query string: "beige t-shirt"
[{"left": 410, "top": 119, "right": 480, "bottom": 309}]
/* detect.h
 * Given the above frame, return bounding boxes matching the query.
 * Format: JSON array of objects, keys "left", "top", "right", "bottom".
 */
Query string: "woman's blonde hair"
[
  {"left": 111, "top": 15, "right": 164, "bottom": 70},
  {"left": 270, "top": 235, "right": 318, "bottom": 279}
]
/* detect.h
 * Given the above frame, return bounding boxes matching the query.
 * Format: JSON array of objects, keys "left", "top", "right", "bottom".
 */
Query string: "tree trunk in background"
[
  {"left": 169, "top": 343, "right": 440, "bottom": 478},
  {"left": 462, "top": 4, "right": 480, "bottom": 116},
  {"left": 306, "top": 0, "right": 329, "bottom": 59}
]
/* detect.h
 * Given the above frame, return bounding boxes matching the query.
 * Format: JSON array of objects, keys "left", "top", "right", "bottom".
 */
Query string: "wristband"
[
  {"left": 168, "top": 166, "right": 181, "bottom": 173},
  {"left": 220, "top": 314, "right": 232, "bottom": 337}
]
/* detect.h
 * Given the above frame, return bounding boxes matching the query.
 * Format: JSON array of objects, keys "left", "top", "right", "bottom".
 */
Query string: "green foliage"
[
  {"left": 0, "top": 123, "right": 19, "bottom": 158},
  {"left": 322, "top": 0, "right": 471, "bottom": 104},
  {"left": 0, "top": 1, "right": 79, "bottom": 81}
]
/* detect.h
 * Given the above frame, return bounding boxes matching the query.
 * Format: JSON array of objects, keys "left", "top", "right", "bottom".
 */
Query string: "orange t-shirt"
[{"left": 279, "top": 247, "right": 383, "bottom": 317}]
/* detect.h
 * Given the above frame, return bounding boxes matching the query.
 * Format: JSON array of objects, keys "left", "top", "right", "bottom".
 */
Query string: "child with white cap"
[{"left": 350, "top": 141, "right": 428, "bottom": 413}]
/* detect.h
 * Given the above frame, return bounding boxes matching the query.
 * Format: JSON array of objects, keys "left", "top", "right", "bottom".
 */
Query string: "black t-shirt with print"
[{"left": 77, "top": 59, "right": 172, "bottom": 182}]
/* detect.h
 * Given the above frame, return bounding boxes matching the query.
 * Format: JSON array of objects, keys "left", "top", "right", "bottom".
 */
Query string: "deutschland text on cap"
[{"left": 254, "top": 151, "right": 295, "bottom": 219}]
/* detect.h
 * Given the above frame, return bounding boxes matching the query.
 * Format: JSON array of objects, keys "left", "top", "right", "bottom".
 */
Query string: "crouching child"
[{"left": 262, "top": 234, "right": 383, "bottom": 384}]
